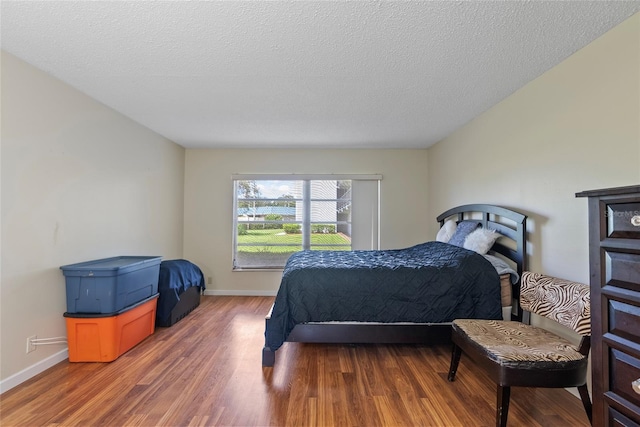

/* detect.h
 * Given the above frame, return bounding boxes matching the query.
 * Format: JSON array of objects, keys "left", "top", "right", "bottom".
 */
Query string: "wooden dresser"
[{"left": 576, "top": 185, "right": 640, "bottom": 426}]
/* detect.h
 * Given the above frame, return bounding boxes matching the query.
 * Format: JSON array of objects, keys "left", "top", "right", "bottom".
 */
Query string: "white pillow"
[
  {"left": 436, "top": 219, "right": 457, "bottom": 243},
  {"left": 463, "top": 228, "right": 501, "bottom": 254}
]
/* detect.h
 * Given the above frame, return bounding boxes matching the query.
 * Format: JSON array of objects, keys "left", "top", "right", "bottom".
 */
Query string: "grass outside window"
[{"left": 236, "top": 229, "right": 351, "bottom": 253}]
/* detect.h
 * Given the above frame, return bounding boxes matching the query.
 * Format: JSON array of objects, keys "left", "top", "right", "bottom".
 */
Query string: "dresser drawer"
[
  {"left": 607, "top": 405, "right": 640, "bottom": 426},
  {"left": 604, "top": 250, "right": 640, "bottom": 293},
  {"left": 606, "top": 202, "right": 640, "bottom": 239},
  {"left": 609, "top": 349, "right": 640, "bottom": 409},
  {"left": 609, "top": 300, "right": 640, "bottom": 344}
]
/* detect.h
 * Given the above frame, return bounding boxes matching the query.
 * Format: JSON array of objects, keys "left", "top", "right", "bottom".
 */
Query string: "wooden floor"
[{"left": 1, "top": 296, "right": 591, "bottom": 427}]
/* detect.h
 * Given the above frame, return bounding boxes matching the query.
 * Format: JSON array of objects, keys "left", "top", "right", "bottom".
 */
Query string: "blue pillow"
[{"left": 448, "top": 221, "right": 481, "bottom": 247}]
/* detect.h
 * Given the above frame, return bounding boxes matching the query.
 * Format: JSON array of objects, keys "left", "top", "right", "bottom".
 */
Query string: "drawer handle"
[
  {"left": 632, "top": 215, "right": 640, "bottom": 227},
  {"left": 634, "top": 378, "right": 640, "bottom": 395}
]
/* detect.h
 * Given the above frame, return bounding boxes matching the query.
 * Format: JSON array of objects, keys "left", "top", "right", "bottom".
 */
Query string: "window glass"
[{"left": 233, "top": 176, "right": 379, "bottom": 269}]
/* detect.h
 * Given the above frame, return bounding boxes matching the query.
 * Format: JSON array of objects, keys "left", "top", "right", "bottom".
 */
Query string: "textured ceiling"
[{"left": 2, "top": 1, "right": 639, "bottom": 149}]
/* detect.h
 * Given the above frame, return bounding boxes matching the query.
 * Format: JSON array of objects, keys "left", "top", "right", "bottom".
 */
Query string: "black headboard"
[{"left": 436, "top": 204, "right": 528, "bottom": 319}]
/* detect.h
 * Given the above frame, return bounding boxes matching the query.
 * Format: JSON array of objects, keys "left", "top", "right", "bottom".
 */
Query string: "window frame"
[{"left": 231, "top": 174, "right": 382, "bottom": 271}]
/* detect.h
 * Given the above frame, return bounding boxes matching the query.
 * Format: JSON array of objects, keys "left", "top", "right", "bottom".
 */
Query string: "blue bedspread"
[
  {"left": 265, "top": 241, "right": 501, "bottom": 351},
  {"left": 156, "top": 259, "right": 205, "bottom": 325}
]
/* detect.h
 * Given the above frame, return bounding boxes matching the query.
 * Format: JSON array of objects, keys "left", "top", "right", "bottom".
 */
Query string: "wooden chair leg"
[
  {"left": 496, "top": 385, "right": 510, "bottom": 427},
  {"left": 577, "top": 384, "right": 592, "bottom": 424},
  {"left": 448, "top": 344, "right": 462, "bottom": 382}
]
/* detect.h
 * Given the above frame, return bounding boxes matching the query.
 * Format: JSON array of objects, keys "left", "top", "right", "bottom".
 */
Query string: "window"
[{"left": 232, "top": 174, "right": 381, "bottom": 270}]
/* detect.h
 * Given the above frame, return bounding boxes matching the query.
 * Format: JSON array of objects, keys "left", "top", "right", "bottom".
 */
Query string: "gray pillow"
[
  {"left": 448, "top": 221, "right": 481, "bottom": 247},
  {"left": 436, "top": 219, "right": 457, "bottom": 243}
]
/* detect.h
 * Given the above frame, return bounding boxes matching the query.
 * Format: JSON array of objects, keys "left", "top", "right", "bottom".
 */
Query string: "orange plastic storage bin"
[{"left": 64, "top": 294, "right": 158, "bottom": 362}]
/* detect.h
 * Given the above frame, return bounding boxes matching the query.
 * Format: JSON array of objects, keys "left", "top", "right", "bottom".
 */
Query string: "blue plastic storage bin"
[{"left": 60, "top": 256, "right": 162, "bottom": 314}]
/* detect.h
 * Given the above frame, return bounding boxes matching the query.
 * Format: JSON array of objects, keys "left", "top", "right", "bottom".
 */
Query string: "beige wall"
[
  {"left": 1, "top": 52, "right": 186, "bottom": 387},
  {"left": 427, "top": 13, "right": 639, "bottom": 286},
  {"left": 183, "top": 148, "right": 429, "bottom": 294}
]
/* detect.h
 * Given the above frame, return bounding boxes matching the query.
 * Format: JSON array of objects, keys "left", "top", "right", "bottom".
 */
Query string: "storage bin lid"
[{"left": 60, "top": 256, "right": 162, "bottom": 276}]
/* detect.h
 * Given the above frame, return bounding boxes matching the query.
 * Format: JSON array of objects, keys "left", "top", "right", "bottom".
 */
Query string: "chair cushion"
[
  {"left": 520, "top": 272, "right": 590, "bottom": 336},
  {"left": 452, "top": 319, "right": 587, "bottom": 370}
]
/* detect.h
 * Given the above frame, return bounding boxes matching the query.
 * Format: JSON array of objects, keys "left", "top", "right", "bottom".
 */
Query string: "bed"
[
  {"left": 155, "top": 259, "right": 206, "bottom": 327},
  {"left": 262, "top": 204, "right": 527, "bottom": 367}
]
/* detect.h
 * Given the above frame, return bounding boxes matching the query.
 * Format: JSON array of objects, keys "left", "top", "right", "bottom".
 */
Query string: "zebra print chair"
[{"left": 447, "top": 271, "right": 592, "bottom": 427}]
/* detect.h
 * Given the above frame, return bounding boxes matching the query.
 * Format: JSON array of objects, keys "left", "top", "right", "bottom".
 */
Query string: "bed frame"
[
  {"left": 262, "top": 204, "right": 527, "bottom": 367},
  {"left": 156, "top": 285, "right": 202, "bottom": 327}
]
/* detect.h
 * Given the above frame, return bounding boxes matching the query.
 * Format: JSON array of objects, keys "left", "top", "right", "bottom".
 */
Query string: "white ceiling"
[{"left": 2, "top": 1, "right": 639, "bottom": 149}]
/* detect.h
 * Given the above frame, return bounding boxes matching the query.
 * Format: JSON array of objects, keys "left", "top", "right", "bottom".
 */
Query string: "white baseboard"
[
  {"left": 566, "top": 387, "right": 580, "bottom": 399},
  {"left": 0, "top": 349, "right": 69, "bottom": 395},
  {"left": 203, "top": 289, "right": 277, "bottom": 297}
]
